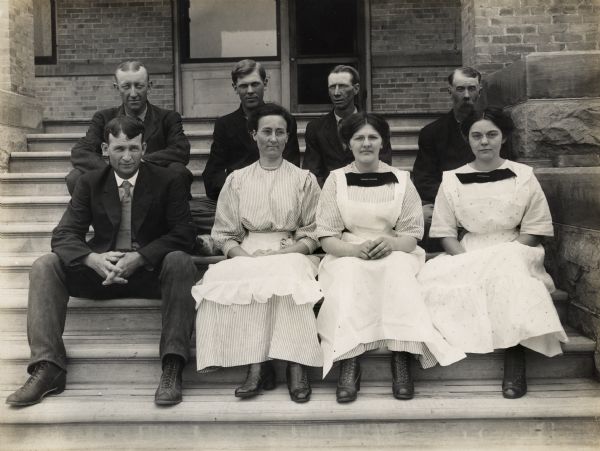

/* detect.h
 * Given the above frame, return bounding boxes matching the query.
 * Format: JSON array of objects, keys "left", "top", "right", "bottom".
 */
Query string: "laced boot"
[
  {"left": 503, "top": 345, "right": 527, "bottom": 399},
  {"left": 286, "top": 362, "right": 311, "bottom": 403},
  {"left": 391, "top": 351, "right": 414, "bottom": 400},
  {"left": 6, "top": 361, "right": 66, "bottom": 407},
  {"left": 235, "top": 361, "right": 276, "bottom": 399},
  {"left": 336, "top": 357, "right": 361, "bottom": 403},
  {"left": 155, "top": 354, "right": 184, "bottom": 405}
]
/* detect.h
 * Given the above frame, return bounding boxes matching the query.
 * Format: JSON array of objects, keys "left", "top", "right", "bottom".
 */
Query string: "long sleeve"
[
  {"left": 293, "top": 172, "right": 321, "bottom": 253},
  {"left": 520, "top": 175, "right": 554, "bottom": 237},
  {"left": 203, "top": 118, "right": 231, "bottom": 200},
  {"left": 211, "top": 174, "right": 246, "bottom": 257},
  {"left": 394, "top": 178, "right": 424, "bottom": 240},
  {"left": 316, "top": 174, "right": 345, "bottom": 239},
  {"left": 413, "top": 127, "right": 443, "bottom": 203},
  {"left": 141, "top": 110, "right": 191, "bottom": 166},
  {"left": 429, "top": 176, "right": 459, "bottom": 239},
  {"left": 70, "top": 111, "right": 109, "bottom": 172},
  {"left": 302, "top": 121, "right": 327, "bottom": 186}
]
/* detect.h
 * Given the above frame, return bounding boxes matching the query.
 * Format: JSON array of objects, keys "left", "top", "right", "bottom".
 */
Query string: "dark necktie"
[
  {"left": 115, "top": 180, "right": 132, "bottom": 251},
  {"left": 455, "top": 168, "right": 516, "bottom": 184}
]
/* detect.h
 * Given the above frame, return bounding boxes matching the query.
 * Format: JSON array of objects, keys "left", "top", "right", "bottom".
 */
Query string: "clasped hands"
[
  {"left": 83, "top": 251, "right": 145, "bottom": 285},
  {"left": 354, "top": 236, "right": 394, "bottom": 260}
]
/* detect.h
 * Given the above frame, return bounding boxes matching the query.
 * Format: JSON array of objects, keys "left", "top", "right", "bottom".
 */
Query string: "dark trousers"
[
  {"left": 66, "top": 162, "right": 194, "bottom": 197},
  {"left": 27, "top": 251, "right": 198, "bottom": 373},
  {"left": 189, "top": 196, "right": 217, "bottom": 235}
]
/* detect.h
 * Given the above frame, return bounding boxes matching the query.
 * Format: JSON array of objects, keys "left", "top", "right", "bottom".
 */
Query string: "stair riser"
[
  {"left": 27, "top": 134, "right": 420, "bottom": 153},
  {"left": 1, "top": 205, "right": 67, "bottom": 223},
  {"left": 0, "top": 178, "right": 206, "bottom": 196},
  {"left": 9, "top": 157, "right": 208, "bottom": 173},
  {"left": 0, "top": 351, "right": 593, "bottom": 386},
  {"left": 2, "top": 418, "right": 599, "bottom": 451}
]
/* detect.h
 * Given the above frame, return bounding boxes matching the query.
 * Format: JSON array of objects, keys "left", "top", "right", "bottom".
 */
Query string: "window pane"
[
  {"left": 33, "top": 0, "right": 53, "bottom": 58},
  {"left": 295, "top": 0, "right": 356, "bottom": 56},
  {"left": 189, "top": 0, "right": 278, "bottom": 59}
]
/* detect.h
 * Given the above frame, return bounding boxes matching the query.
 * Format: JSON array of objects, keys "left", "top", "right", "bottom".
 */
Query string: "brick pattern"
[
  {"left": 35, "top": 75, "right": 174, "bottom": 119},
  {"left": 1, "top": 0, "right": 35, "bottom": 96},
  {"left": 371, "top": 67, "right": 454, "bottom": 113},
  {"left": 370, "top": 0, "right": 460, "bottom": 113},
  {"left": 35, "top": 0, "right": 174, "bottom": 119},
  {"left": 463, "top": 0, "right": 600, "bottom": 73}
]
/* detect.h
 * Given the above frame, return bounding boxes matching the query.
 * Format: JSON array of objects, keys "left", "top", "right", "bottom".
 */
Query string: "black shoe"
[
  {"left": 235, "top": 361, "right": 276, "bottom": 399},
  {"left": 502, "top": 345, "right": 527, "bottom": 399},
  {"left": 286, "top": 362, "right": 311, "bottom": 403},
  {"left": 336, "top": 357, "right": 361, "bottom": 403},
  {"left": 391, "top": 351, "right": 414, "bottom": 400},
  {"left": 6, "top": 361, "right": 66, "bottom": 407},
  {"left": 155, "top": 354, "right": 184, "bottom": 406}
]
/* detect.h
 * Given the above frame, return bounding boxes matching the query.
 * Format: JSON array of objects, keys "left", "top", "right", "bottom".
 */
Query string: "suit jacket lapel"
[
  {"left": 324, "top": 112, "right": 344, "bottom": 153},
  {"left": 131, "top": 164, "right": 153, "bottom": 236},
  {"left": 143, "top": 103, "right": 159, "bottom": 144},
  {"left": 102, "top": 170, "right": 121, "bottom": 228}
]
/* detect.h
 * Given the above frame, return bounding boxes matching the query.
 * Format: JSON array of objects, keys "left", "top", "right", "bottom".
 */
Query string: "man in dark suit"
[
  {"left": 191, "top": 59, "right": 300, "bottom": 241},
  {"left": 66, "top": 60, "right": 192, "bottom": 196},
  {"left": 6, "top": 117, "right": 198, "bottom": 407},
  {"left": 303, "top": 65, "right": 392, "bottom": 186}
]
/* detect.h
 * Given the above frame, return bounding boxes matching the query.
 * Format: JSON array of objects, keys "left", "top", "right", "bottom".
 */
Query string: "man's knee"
[
  {"left": 166, "top": 162, "right": 193, "bottom": 180},
  {"left": 65, "top": 168, "right": 84, "bottom": 195},
  {"left": 30, "top": 253, "right": 62, "bottom": 278},
  {"left": 161, "top": 251, "right": 195, "bottom": 276}
]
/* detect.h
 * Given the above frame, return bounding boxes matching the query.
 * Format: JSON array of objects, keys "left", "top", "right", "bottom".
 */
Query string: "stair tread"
[
  {"left": 1, "top": 378, "right": 599, "bottom": 424},
  {"left": 0, "top": 327, "right": 593, "bottom": 359}
]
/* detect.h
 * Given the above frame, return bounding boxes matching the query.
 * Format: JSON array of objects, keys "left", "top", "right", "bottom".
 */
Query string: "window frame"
[
  {"left": 179, "top": 0, "right": 281, "bottom": 64},
  {"left": 34, "top": 0, "right": 57, "bottom": 65}
]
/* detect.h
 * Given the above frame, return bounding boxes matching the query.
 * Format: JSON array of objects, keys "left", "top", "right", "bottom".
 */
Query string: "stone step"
[
  {"left": 0, "top": 172, "right": 205, "bottom": 197},
  {"left": 8, "top": 147, "right": 418, "bottom": 173},
  {"left": 1, "top": 379, "right": 599, "bottom": 450},
  {"left": 27, "top": 126, "right": 422, "bottom": 152},
  {"left": 0, "top": 329, "right": 594, "bottom": 386},
  {"left": 0, "top": 288, "right": 572, "bottom": 333}
]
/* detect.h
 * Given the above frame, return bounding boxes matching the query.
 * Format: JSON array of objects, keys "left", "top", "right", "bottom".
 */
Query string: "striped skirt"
[{"left": 195, "top": 295, "right": 323, "bottom": 372}]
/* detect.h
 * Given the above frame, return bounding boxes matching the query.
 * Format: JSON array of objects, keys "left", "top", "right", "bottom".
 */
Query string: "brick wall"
[
  {"left": 34, "top": 0, "right": 174, "bottom": 120},
  {"left": 462, "top": 0, "right": 600, "bottom": 74},
  {"left": 2, "top": 0, "right": 35, "bottom": 96},
  {"left": 370, "top": 0, "right": 461, "bottom": 113}
]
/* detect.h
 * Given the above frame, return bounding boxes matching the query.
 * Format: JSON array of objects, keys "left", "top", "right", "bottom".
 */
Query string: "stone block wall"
[
  {"left": 462, "top": 0, "right": 600, "bottom": 74},
  {"left": 34, "top": 0, "right": 175, "bottom": 120},
  {"left": 370, "top": 0, "right": 462, "bottom": 113}
]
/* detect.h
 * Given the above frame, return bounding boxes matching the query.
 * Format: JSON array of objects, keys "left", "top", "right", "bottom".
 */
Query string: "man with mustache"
[
  {"left": 67, "top": 61, "right": 192, "bottom": 196},
  {"left": 413, "top": 67, "right": 484, "bottom": 241},
  {"left": 192, "top": 59, "right": 300, "bottom": 251},
  {"left": 303, "top": 65, "right": 392, "bottom": 187}
]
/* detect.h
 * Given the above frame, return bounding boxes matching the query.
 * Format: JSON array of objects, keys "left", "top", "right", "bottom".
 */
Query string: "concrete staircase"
[{"left": 1, "top": 116, "right": 599, "bottom": 450}]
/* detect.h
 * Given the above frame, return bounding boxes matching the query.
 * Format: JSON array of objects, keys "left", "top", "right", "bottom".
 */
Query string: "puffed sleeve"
[
  {"left": 520, "top": 174, "right": 554, "bottom": 237},
  {"left": 211, "top": 173, "right": 246, "bottom": 257},
  {"left": 395, "top": 177, "right": 424, "bottom": 240},
  {"left": 293, "top": 172, "right": 321, "bottom": 253},
  {"left": 429, "top": 175, "right": 459, "bottom": 239},
  {"left": 316, "top": 173, "right": 345, "bottom": 239}
]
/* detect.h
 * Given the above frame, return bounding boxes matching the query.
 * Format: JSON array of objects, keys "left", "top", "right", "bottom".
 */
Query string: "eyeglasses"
[{"left": 257, "top": 128, "right": 288, "bottom": 139}]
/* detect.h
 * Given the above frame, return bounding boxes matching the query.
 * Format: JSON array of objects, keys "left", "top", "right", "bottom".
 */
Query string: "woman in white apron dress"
[
  {"left": 316, "top": 113, "right": 465, "bottom": 403},
  {"left": 192, "top": 104, "right": 323, "bottom": 403},
  {"left": 418, "top": 108, "right": 567, "bottom": 399}
]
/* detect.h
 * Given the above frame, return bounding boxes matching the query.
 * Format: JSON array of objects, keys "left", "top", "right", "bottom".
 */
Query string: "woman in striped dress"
[
  {"left": 316, "top": 112, "right": 465, "bottom": 403},
  {"left": 191, "top": 104, "right": 323, "bottom": 403}
]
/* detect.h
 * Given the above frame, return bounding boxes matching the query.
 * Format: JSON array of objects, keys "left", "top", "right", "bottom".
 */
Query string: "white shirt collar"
[{"left": 114, "top": 170, "right": 139, "bottom": 188}]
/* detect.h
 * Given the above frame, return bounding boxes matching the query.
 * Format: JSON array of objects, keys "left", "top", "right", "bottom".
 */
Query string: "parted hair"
[
  {"left": 329, "top": 65, "right": 360, "bottom": 85},
  {"left": 247, "top": 103, "right": 294, "bottom": 134},
  {"left": 114, "top": 60, "right": 149, "bottom": 81},
  {"left": 460, "top": 107, "right": 515, "bottom": 160},
  {"left": 338, "top": 112, "right": 391, "bottom": 150},
  {"left": 447, "top": 67, "right": 482, "bottom": 85},
  {"left": 103, "top": 116, "right": 145, "bottom": 143},
  {"left": 231, "top": 59, "right": 267, "bottom": 84}
]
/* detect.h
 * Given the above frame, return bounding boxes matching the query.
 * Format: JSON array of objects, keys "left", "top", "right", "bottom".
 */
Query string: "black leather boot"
[
  {"left": 391, "top": 351, "right": 414, "bottom": 400},
  {"left": 6, "top": 361, "right": 66, "bottom": 407},
  {"left": 155, "top": 354, "right": 184, "bottom": 405},
  {"left": 286, "top": 362, "right": 311, "bottom": 403},
  {"left": 503, "top": 345, "right": 527, "bottom": 399},
  {"left": 336, "top": 357, "right": 361, "bottom": 403},
  {"left": 235, "top": 361, "right": 276, "bottom": 399}
]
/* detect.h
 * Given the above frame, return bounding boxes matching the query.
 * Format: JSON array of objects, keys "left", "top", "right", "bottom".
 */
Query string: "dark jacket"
[
  {"left": 303, "top": 111, "right": 393, "bottom": 186},
  {"left": 202, "top": 105, "right": 301, "bottom": 200},
  {"left": 51, "top": 163, "right": 196, "bottom": 269},
  {"left": 71, "top": 102, "right": 191, "bottom": 172}
]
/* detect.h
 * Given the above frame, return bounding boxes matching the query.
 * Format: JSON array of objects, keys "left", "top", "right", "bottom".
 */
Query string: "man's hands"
[
  {"left": 352, "top": 237, "right": 395, "bottom": 260},
  {"left": 83, "top": 251, "right": 146, "bottom": 285}
]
